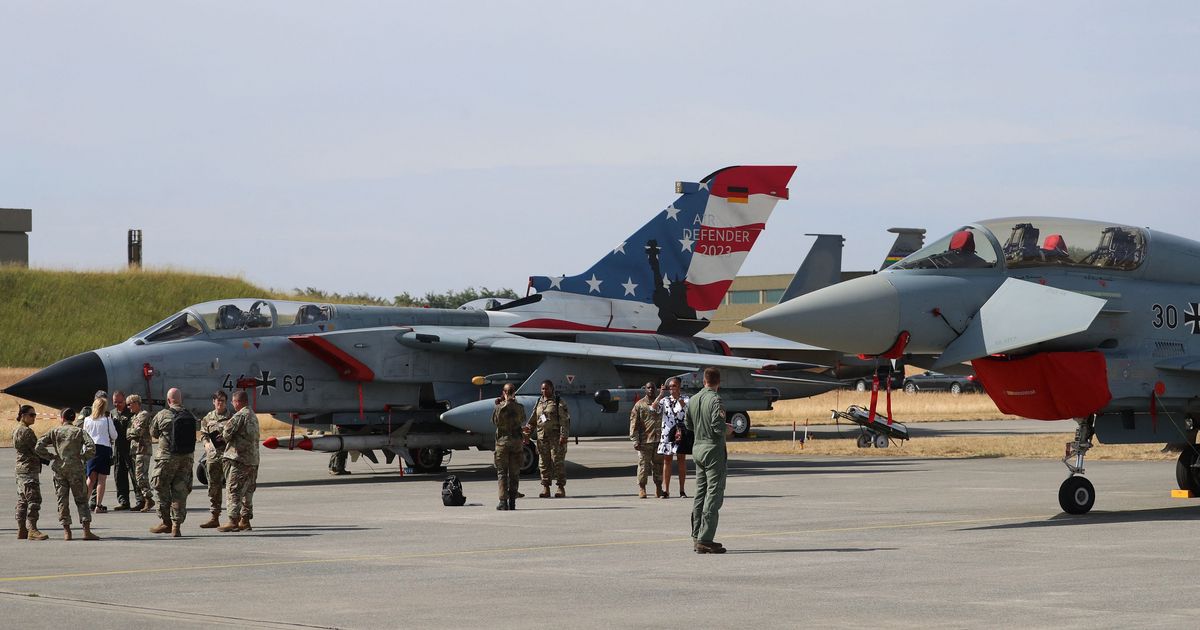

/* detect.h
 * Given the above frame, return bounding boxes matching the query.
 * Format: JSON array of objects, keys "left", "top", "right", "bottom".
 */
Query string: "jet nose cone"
[
  {"left": 2, "top": 352, "right": 108, "bottom": 409},
  {"left": 742, "top": 275, "right": 901, "bottom": 355}
]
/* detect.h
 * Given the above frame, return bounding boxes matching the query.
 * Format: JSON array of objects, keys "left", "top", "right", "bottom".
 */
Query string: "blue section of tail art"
[{"left": 528, "top": 182, "right": 707, "bottom": 306}]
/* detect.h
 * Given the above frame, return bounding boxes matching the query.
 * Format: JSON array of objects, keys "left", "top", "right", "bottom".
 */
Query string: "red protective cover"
[{"left": 972, "top": 352, "right": 1111, "bottom": 420}]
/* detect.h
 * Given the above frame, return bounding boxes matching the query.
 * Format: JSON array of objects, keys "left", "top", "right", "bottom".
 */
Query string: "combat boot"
[
  {"left": 238, "top": 518, "right": 252, "bottom": 532},
  {"left": 694, "top": 541, "right": 726, "bottom": 554},
  {"left": 507, "top": 497, "right": 516, "bottom": 511},
  {"left": 171, "top": 523, "right": 181, "bottom": 538},
  {"left": 496, "top": 500, "right": 508, "bottom": 511},
  {"left": 81, "top": 524, "right": 100, "bottom": 541},
  {"left": 140, "top": 498, "right": 156, "bottom": 513},
  {"left": 63, "top": 525, "right": 73, "bottom": 541},
  {"left": 199, "top": 511, "right": 221, "bottom": 529},
  {"left": 655, "top": 483, "right": 664, "bottom": 498},
  {"left": 27, "top": 520, "right": 49, "bottom": 541},
  {"left": 17, "top": 521, "right": 27, "bottom": 539},
  {"left": 554, "top": 485, "right": 566, "bottom": 498},
  {"left": 538, "top": 484, "right": 551, "bottom": 498},
  {"left": 217, "top": 518, "right": 240, "bottom": 532},
  {"left": 150, "top": 519, "right": 172, "bottom": 534},
  {"left": 131, "top": 501, "right": 146, "bottom": 512},
  {"left": 638, "top": 485, "right": 647, "bottom": 499}
]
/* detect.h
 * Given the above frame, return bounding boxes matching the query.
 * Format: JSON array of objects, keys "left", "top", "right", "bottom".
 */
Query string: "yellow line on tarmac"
[{"left": 0, "top": 513, "right": 1045, "bottom": 583}]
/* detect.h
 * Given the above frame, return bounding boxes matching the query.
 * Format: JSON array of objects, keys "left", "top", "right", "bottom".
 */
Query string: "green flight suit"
[{"left": 685, "top": 386, "right": 727, "bottom": 544}]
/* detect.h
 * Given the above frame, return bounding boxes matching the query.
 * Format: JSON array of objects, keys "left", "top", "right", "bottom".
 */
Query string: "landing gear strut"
[{"left": 1058, "top": 416, "right": 1096, "bottom": 515}]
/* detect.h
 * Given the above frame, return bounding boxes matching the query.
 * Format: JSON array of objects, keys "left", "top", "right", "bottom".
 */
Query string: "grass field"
[
  {"left": 755, "top": 389, "right": 1018, "bottom": 425},
  {"left": 0, "top": 266, "right": 287, "bottom": 367}
]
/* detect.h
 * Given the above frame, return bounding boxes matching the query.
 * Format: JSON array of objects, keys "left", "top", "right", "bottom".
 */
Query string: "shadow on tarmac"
[
  {"left": 967, "top": 504, "right": 1200, "bottom": 530},
  {"left": 725, "top": 547, "right": 899, "bottom": 554}
]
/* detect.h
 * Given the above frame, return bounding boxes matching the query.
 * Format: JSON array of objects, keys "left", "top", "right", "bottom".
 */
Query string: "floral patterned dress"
[{"left": 656, "top": 395, "right": 689, "bottom": 456}]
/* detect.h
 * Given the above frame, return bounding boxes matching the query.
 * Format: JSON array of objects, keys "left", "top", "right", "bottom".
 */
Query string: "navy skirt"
[{"left": 87, "top": 444, "right": 113, "bottom": 476}]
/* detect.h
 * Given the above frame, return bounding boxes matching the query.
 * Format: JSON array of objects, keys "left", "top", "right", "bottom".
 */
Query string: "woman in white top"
[
  {"left": 83, "top": 397, "right": 119, "bottom": 513},
  {"left": 655, "top": 377, "right": 689, "bottom": 498}
]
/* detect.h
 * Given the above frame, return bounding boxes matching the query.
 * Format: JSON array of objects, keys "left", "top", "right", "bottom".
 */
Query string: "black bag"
[
  {"left": 441, "top": 475, "right": 466, "bottom": 506},
  {"left": 170, "top": 408, "right": 197, "bottom": 455},
  {"left": 678, "top": 426, "right": 695, "bottom": 455}
]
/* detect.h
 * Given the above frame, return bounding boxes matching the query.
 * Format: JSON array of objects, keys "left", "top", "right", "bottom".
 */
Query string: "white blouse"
[{"left": 83, "top": 414, "right": 118, "bottom": 448}]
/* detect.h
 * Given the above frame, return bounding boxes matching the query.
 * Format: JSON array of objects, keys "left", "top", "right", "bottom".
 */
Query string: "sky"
[{"left": 4, "top": 1, "right": 1199, "bottom": 300}]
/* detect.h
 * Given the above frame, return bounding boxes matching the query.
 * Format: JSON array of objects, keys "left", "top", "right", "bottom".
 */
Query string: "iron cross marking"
[
  {"left": 1185, "top": 302, "right": 1200, "bottom": 335},
  {"left": 255, "top": 370, "right": 278, "bottom": 396}
]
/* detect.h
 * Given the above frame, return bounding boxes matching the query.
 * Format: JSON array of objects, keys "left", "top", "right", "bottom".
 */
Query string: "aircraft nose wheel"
[{"left": 1059, "top": 476, "right": 1095, "bottom": 514}]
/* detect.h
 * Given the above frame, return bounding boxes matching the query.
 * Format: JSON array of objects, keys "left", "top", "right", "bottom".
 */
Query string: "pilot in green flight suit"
[{"left": 685, "top": 367, "right": 729, "bottom": 554}]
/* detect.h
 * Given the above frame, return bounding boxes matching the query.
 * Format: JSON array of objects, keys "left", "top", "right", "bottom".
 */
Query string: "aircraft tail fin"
[
  {"left": 526, "top": 165, "right": 797, "bottom": 334},
  {"left": 780, "top": 234, "right": 844, "bottom": 303},
  {"left": 880, "top": 228, "right": 926, "bottom": 270}
]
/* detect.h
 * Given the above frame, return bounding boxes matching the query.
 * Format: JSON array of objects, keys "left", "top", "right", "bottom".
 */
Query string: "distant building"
[
  {"left": 0, "top": 208, "right": 32, "bottom": 266},
  {"left": 706, "top": 270, "right": 873, "bottom": 333}
]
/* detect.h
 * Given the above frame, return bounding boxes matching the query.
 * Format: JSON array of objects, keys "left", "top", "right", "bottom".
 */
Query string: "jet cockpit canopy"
[
  {"left": 132, "top": 299, "right": 335, "bottom": 344},
  {"left": 890, "top": 217, "right": 1148, "bottom": 273}
]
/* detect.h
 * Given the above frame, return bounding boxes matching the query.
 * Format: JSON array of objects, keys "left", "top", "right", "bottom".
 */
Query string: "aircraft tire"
[
  {"left": 520, "top": 441, "right": 539, "bottom": 476},
  {"left": 1058, "top": 476, "right": 1095, "bottom": 515},
  {"left": 730, "top": 412, "right": 751, "bottom": 439},
  {"left": 1175, "top": 450, "right": 1200, "bottom": 492},
  {"left": 856, "top": 434, "right": 872, "bottom": 449},
  {"left": 873, "top": 433, "right": 888, "bottom": 448},
  {"left": 410, "top": 447, "right": 446, "bottom": 473},
  {"left": 195, "top": 455, "right": 208, "bottom": 487}
]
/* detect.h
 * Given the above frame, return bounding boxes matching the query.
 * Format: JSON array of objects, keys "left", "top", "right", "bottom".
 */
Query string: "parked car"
[
  {"left": 902, "top": 371, "right": 982, "bottom": 395},
  {"left": 844, "top": 373, "right": 903, "bottom": 392}
]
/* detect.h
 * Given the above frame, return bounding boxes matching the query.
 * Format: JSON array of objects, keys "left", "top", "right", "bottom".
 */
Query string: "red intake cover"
[{"left": 972, "top": 352, "right": 1111, "bottom": 420}]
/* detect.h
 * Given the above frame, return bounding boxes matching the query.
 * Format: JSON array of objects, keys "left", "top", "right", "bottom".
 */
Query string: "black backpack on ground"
[
  {"left": 441, "top": 475, "right": 466, "bottom": 506},
  {"left": 171, "top": 408, "right": 197, "bottom": 455}
]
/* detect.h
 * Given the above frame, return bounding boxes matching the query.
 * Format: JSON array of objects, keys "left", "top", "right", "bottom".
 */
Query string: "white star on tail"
[
  {"left": 548, "top": 275, "right": 564, "bottom": 289},
  {"left": 585, "top": 274, "right": 603, "bottom": 293},
  {"left": 613, "top": 242, "right": 626, "bottom": 255},
  {"left": 679, "top": 235, "right": 694, "bottom": 252},
  {"left": 665, "top": 205, "right": 681, "bottom": 220},
  {"left": 662, "top": 274, "right": 671, "bottom": 288},
  {"left": 622, "top": 278, "right": 638, "bottom": 296}
]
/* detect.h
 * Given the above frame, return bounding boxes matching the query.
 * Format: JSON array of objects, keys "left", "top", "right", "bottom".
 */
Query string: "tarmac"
[{"left": 2, "top": 428, "right": 1199, "bottom": 629}]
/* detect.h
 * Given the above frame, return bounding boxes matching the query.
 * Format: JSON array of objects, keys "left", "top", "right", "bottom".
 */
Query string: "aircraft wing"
[{"left": 392, "top": 326, "right": 834, "bottom": 378}]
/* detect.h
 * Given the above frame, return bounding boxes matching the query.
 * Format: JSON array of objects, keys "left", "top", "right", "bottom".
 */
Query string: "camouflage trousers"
[
  {"left": 224, "top": 459, "right": 257, "bottom": 521},
  {"left": 205, "top": 456, "right": 226, "bottom": 514},
  {"left": 132, "top": 451, "right": 154, "bottom": 502},
  {"left": 152, "top": 456, "right": 193, "bottom": 524},
  {"left": 15, "top": 473, "right": 42, "bottom": 525},
  {"left": 494, "top": 440, "right": 522, "bottom": 500},
  {"left": 636, "top": 446, "right": 664, "bottom": 487},
  {"left": 537, "top": 436, "right": 567, "bottom": 486},
  {"left": 52, "top": 469, "right": 90, "bottom": 525}
]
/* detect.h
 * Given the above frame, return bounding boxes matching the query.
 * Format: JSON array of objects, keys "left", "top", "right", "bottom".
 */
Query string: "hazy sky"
[{"left": 4, "top": 2, "right": 1198, "bottom": 299}]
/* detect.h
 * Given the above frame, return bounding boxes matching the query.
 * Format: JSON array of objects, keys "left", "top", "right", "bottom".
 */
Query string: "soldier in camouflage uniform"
[
  {"left": 110, "top": 391, "right": 135, "bottom": 510},
  {"left": 492, "top": 384, "right": 526, "bottom": 511},
  {"left": 629, "top": 382, "right": 665, "bottom": 499},
  {"left": 149, "top": 388, "right": 193, "bottom": 537},
  {"left": 198, "top": 391, "right": 231, "bottom": 529},
  {"left": 523, "top": 380, "right": 571, "bottom": 498},
  {"left": 125, "top": 394, "right": 156, "bottom": 512},
  {"left": 219, "top": 390, "right": 259, "bottom": 532},
  {"left": 13, "top": 405, "right": 49, "bottom": 540},
  {"left": 35, "top": 408, "right": 100, "bottom": 540}
]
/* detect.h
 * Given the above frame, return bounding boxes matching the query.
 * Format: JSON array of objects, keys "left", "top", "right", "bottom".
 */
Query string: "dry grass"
[
  {"left": 2, "top": 367, "right": 293, "bottom": 447},
  {"left": 728, "top": 434, "right": 1175, "bottom": 461},
  {"left": 756, "top": 389, "right": 1018, "bottom": 425}
]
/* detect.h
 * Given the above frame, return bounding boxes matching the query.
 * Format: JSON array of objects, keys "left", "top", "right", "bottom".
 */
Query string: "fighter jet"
[
  {"left": 5, "top": 165, "right": 838, "bottom": 476},
  {"left": 744, "top": 216, "right": 1200, "bottom": 514}
]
